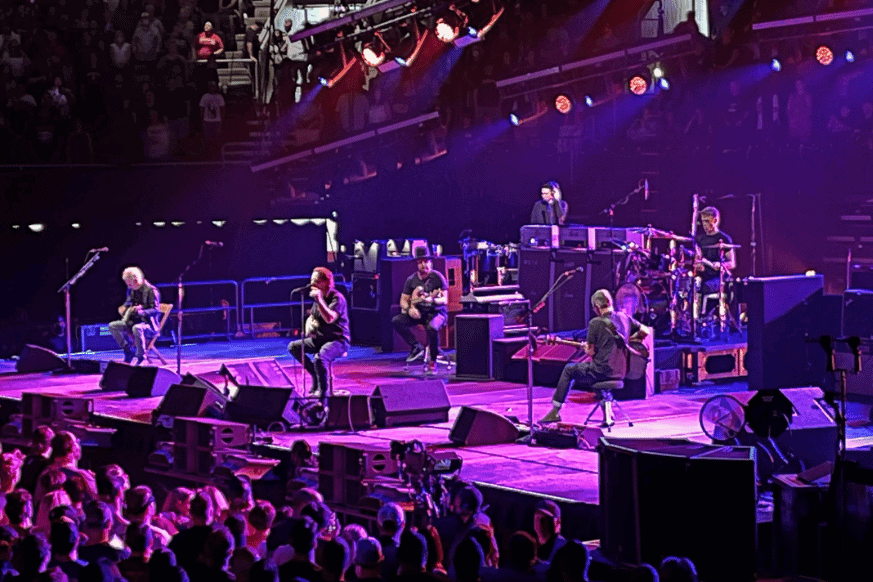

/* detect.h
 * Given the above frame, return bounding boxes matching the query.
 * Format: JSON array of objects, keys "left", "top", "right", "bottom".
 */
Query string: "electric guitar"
[
  {"left": 544, "top": 335, "right": 649, "bottom": 381},
  {"left": 410, "top": 286, "right": 444, "bottom": 307}
]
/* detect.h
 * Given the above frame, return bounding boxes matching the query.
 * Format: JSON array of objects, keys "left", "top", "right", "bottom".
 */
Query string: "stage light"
[
  {"left": 554, "top": 94, "right": 573, "bottom": 114},
  {"left": 153, "top": 221, "right": 166, "bottom": 227},
  {"left": 628, "top": 75, "right": 648, "bottom": 95},
  {"left": 846, "top": 50, "right": 855, "bottom": 63},
  {"left": 435, "top": 19, "right": 459, "bottom": 42},
  {"left": 466, "top": 0, "right": 504, "bottom": 39},
  {"left": 171, "top": 221, "right": 185, "bottom": 227},
  {"left": 361, "top": 32, "right": 388, "bottom": 67},
  {"left": 435, "top": 4, "right": 468, "bottom": 43},
  {"left": 212, "top": 220, "right": 226, "bottom": 227},
  {"left": 659, "top": 78, "right": 670, "bottom": 90},
  {"left": 27, "top": 223, "right": 45, "bottom": 233},
  {"left": 393, "top": 19, "right": 427, "bottom": 67},
  {"left": 71, "top": 223, "right": 80, "bottom": 229},
  {"left": 652, "top": 64, "right": 664, "bottom": 79},
  {"left": 317, "top": 42, "right": 355, "bottom": 88},
  {"left": 584, "top": 95, "right": 594, "bottom": 107},
  {"left": 253, "top": 219, "right": 268, "bottom": 225},
  {"left": 770, "top": 58, "right": 782, "bottom": 71},
  {"left": 816, "top": 45, "right": 834, "bottom": 65},
  {"left": 509, "top": 113, "right": 520, "bottom": 126}
]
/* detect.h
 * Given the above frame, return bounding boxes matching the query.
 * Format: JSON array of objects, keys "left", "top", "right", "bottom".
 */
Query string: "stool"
[
  {"left": 584, "top": 380, "right": 634, "bottom": 431},
  {"left": 323, "top": 351, "right": 348, "bottom": 398},
  {"left": 404, "top": 346, "right": 453, "bottom": 373}
]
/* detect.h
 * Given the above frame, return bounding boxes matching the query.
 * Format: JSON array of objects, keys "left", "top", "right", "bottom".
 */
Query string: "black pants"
[
  {"left": 391, "top": 311, "right": 447, "bottom": 363},
  {"left": 287, "top": 337, "right": 349, "bottom": 394},
  {"left": 552, "top": 361, "right": 609, "bottom": 404}
]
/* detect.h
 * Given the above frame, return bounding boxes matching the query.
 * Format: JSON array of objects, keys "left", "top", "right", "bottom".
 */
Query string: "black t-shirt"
[
  {"left": 78, "top": 543, "right": 129, "bottom": 564},
  {"left": 695, "top": 230, "right": 733, "bottom": 282},
  {"left": 530, "top": 199, "right": 567, "bottom": 225},
  {"left": 244, "top": 26, "right": 260, "bottom": 59},
  {"left": 311, "top": 289, "right": 350, "bottom": 343},
  {"left": 587, "top": 315, "right": 625, "bottom": 379},
  {"left": 169, "top": 525, "right": 213, "bottom": 574},
  {"left": 402, "top": 270, "right": 448, "bottom": 316}
]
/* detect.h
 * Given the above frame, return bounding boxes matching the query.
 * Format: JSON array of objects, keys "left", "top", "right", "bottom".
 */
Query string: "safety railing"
[
  {"left": 155, "top": 280, "right": 240, "bottom": 341},
  {"left": 240, "top": 275, "right": 348, "bottom": 338}
]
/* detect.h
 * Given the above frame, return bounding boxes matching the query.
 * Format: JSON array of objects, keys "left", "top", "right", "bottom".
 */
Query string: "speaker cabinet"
[
  {"left": 371, "top": 381, "right": 450, "bottom": 427},
  {"left": 455, "top": 314, "right": 504, "bottom": 379},
  {"left": 16, "top": 345, "right": 67, "bottom": 373},
  {"left": 449, "top": 406, "right": 519, "bottom": 446},
  {"left": 20, "top": 392, "right": 93, "bottom": 435},
  {"left": 599, "top": 438, "right": 757, "bottom": 582},
  {"left": 100, "top": 362, "right": 182, "bottom": 397},
  {"left": 172, "top": 417, "right": 252, "bottom": 474},
  {"left": 152, "top": 384, "right": 228, "bottom": 425},
  {"left": 318, "top": 442, "right": 397, "bottom": 505},
  {"left": 517, "top": 248, "right": 553, "bottom": 330},
  {"left": 842, "top": 288, "right": 873, "bottom": 339},
  {"left": 220, "top": 359, "right": 293, "bottom": 387},
  {"left": 226, "top": 385, "right": 299, "bottom": 430},
  {"left": 745, "top": 274, "right": 825, "bottom": 391},
  {"left": 325, "top": 394, "right": 373, "bottom": 431}
]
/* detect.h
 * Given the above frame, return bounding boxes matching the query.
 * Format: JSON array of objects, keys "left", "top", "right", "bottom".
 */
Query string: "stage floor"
[{"left": 2, "top": 338, "right": 872, "bottom": 507}]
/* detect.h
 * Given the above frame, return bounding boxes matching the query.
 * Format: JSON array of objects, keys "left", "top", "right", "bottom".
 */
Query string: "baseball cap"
[
  {"left": 376, "top": 502, "right": 405, "bottom": 529},
  {"left": 354, "top": 537, "right": 384, "bottom": 568},
  {"left": 534, "top": 499, "right": 560, "bottom": 520}
]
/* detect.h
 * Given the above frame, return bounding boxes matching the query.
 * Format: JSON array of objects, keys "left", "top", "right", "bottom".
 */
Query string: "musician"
[
  {"left": 530, "top": 181, "right": 568, "bottom": 226},
  {"left": 108, "top": 267, "right": 161, "bottom": 365},
  {"left": 391, "top": 248, "right": 448, "bottom": 374},
  {"left": 695, "top": 206, "right": 735, "bottom": 295},
  {"left": 287, "top": 267, "right": 350, "bottom": 398},
  {"left": 540, "top": 289, "right": 646, "bottom": 423}
]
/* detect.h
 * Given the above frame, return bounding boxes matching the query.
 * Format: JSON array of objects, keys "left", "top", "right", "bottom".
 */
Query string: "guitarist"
[
  {"left": 540, "top": 289, "right": 647, "bottom": 423},
  {"left": 108, "top": 266, "right": 161, "bottom": 365},
  {"left": 391, "top": 248, "right": 448, "bottom": 374},
  {"left": 695, "top": 206, "right": 735, "bottom": 296}
]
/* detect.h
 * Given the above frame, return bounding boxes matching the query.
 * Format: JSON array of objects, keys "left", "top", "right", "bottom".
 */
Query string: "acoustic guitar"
[{"left": 544, "top": 335, "right": 649, "bottom": 381}]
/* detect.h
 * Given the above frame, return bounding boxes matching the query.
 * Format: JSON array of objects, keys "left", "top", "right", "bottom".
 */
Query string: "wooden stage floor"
[{"left": 1, "top": 338, "right": 871, "bottom": 509}]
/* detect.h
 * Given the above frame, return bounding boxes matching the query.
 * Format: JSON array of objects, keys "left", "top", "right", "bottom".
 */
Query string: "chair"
[
  {"left": 403, "top": 346, "right": 454, "bottom": 374},
  {"left": 144, "top": 304, "right": 174, "bottom": 365},
  {"left": 584, "top": 380, "right": 634, "bottom": 431}
]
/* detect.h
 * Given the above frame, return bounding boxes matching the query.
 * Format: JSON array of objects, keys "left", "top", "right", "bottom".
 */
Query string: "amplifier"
[
  {"left": 520, "top": 224, "right": 557, "bottom": 248},
  {"left": 79, "top": 324, "right": 118, "bottom": 352},
  {"left": 559, "top": 225, "right": 591, "bottom": 249},
  {"left": 682, "top": 343, "right": 748, "bottom": 385},
  {"left": 589, "top": 227, "right": 644, "bottom": 249}
]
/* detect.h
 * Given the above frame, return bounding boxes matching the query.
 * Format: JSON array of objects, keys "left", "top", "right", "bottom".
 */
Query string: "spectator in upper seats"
[
  {"left": 144, "top": 5, "right": 165, "bottom": 38},
  {"left": 532, "top": 501, "right": 565, "bottom": 565},
  {"left": 376, "top": 503, "right": 404, "bottom": 580},
  {"left": 168, "top": 490, "right": 215, "bottom": 576},
  {"left": 277, "top": 516, "right": 322, "bottom": 582},
  {"left": 66, "top": 119, "right": 94, "bottom": 164},
  {"left": 125, "top": 487, "right": 172, "bottom": 549},
  {"left": 160, "top": 488, "right": 193, "bottom": 533},
  {"left": 1, "top": 41, "right": 30, "bottom": 80},
  {"left": 132, "top": 12, "right": 162, "bottom": 65},
  {"left": 243, "top": 20, "right": 261, "bottom": 62},
  {"left": 199, "top": 80, "right": 224, "bottom": 156},
  {"left": 194, "top": 21, "right": 223, "bottom": 91},
  {"left": 658, "top": 556, "right": 697, "bottom": 582},
  {"left": 672, "top": 11, "right": 700, "bottom": 36},
  {"left": 117, "top": 522, "right": 153, "bottom": 582},
  {"left": 108, "top": 31, "right": 131, "bottom": 71},
  {"left": 545, "top": 541, "right": 589, "bottom": 582},
  {"left": 78, "top": 500, "right": 129, "bottom": 565},
  {"left": 13, "top": 533, "right": 51, "bottom": 581},
  {"left": 0, "top": 26, "right": 22, "bottom": 56},
  {"left": 19, "top": 427, "right": 53, "bottom": 494},
  {"left": 47, "top": 521, "right": 86, "bottom": 582},
  {"left": 481, "top": 532, "right": 541, "bottom": 582},
  {"left": 186, "top": 527, "right": 234, "bottom": 582},
  {"left": 246, "top": 501, "right": 275, "bottom": 557},
  {"left": 5, "top": 491, "right": 33, "bottom": 537},
  {"left": 453, "top": 537, "right": 484, "bottom": 582},
  {"left": 352, "top": 537, "right": 383, "bottom": 582},
  {"left": 316, "top": 538, "right": 348, "bottom": 582}
]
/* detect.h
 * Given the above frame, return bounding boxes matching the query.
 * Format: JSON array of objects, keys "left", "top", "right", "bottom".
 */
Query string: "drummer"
[{"left": 695, "top": 206, "right": 735, "bottom": 294}]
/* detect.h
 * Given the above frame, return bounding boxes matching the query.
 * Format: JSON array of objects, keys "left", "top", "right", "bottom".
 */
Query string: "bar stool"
[
  {"left": 403, "top": 346, "right": 453, "bottom": 373},
  {"left": 584, "top": 380, "right": 634, "bottom": 431}
]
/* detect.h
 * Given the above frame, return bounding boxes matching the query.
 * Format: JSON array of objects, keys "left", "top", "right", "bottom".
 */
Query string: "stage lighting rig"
[
  {"left": 435, "top": 4, "right": 469, "bottom": 43},
  {"left": 361, "top": 32, "right": 389, "bottom": 66},
  {"left": 393, "top": 17, "right": 427, "bottom": 67},
  {"left": 317, "top": 37, "right": 356, "bottom": 88}
]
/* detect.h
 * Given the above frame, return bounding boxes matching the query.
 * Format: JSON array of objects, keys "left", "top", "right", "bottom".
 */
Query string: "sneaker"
[
  {"left": 425, "top": 361, "right": 436, "bottom": 375},
  {"left": 538, "top": 407, "right": 562, "bottom": 424},
  {"left": 131, "top": 355, "right": 144, "bottom": 367},
  {"left": 406, "top": 345, "right": 425, "bottom": 363},
  {"left": 308, "top": 387, "right": 323, "bottom": 398}
]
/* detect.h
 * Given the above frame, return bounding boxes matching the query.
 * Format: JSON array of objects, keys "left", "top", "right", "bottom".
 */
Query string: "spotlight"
[
  {"left": 361, "top": 33, "right": 387, "bottom": 67},
  {"left": 652, "top": 64, "right": 664, "bottom": 79},
  {"left": 317, "top": 41, "right": 355, "bottom": 88},
  {"left": 466, "top": 0, "right": 505, "bottom": 39},
  {"left": 628, "top": 75, "right": 648, "bottom": 95},
  {"left": 584, "top": 95, "right": 594, "bottom": 107},
  {"left": 393, "top": 19, "right": 427, "bottom": 67},
  {"left": 846, "top": 50, "right": 855, "bottom": 63},
  {"left": 27, "top": 223, "right": 45, "bottom": 233},
  {"left": 659, "top": 78, "right": 670, "bottom": 90},
  {"left": 509, "top": 113, "right": 520, "bottom": 126},
  {"left": 770, "top": 58, "right": 782, "bottom": 72},
  {"left": 816, "top": 45, "right": 834, "bottom": 66},
  {"left": 554, "top": 94, "right": 573, "bottom": 114},
  {"left": 435, "top": 6, "right": 467, "bottom": 44}
]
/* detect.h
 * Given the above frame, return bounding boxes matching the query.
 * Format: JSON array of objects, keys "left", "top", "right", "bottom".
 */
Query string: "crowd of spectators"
[
  {"left": 0, "top": 0, "right": 249, "bottom": 164},
  {"left": 0, "top": 425, "right": 702, "bottom": 582}
]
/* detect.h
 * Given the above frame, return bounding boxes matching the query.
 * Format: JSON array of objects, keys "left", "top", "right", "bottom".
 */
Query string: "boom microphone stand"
[
  {"left": 58, "top": 249, "right": 105, "bottom": 366},
  {"left": 175, "top": 243, "right": 215, "bottom": 374}
]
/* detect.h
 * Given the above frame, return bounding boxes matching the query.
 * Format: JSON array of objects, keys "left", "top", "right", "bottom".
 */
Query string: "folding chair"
[{"left": 144, "top": 304, "right": 174, "bottom": 365}]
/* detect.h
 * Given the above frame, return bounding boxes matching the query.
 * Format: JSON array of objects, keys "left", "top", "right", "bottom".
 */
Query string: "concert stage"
[{"left": 2, "top": 338, "right": 872, "bottom": 565}]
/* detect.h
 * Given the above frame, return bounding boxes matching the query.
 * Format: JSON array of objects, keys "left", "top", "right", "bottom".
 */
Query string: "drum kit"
[{"left": 616, "top": 227, "right": 742, "bottom": 340}]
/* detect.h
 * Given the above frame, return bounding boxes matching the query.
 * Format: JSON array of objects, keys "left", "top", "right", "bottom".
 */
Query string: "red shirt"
[{"left": 197, "top": 31, "right": 224, "bottom": 59}]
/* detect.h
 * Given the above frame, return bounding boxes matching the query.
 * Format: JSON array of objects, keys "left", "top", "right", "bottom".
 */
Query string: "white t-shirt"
[{"left": 199, "top": 92, "right": 225, "bottom": 122}]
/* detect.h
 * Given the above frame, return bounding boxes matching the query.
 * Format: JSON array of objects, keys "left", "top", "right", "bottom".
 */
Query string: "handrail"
[
  {"left": 155, "top": 279, "right": 240, "bottom": 340},
  {"left": 240, "top": 274, "right": 348, "bottom": 338}
]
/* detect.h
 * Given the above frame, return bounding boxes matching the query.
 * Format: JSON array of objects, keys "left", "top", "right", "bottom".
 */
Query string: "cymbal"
[
  {"left": 630, "top": 226, "right": 671, "bottom": 237},
  {"left": 668, "top": 233, "right": 693, "bottom": 243},
  {"left": 702, "top": 241, "right": 741, "bottom": 250}
]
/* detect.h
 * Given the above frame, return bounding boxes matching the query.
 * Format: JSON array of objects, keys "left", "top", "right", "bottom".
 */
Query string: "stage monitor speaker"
[
  {"left": 449, "top": 406, "right": 519, "bottom": 446},
  {"left": 100, "top": 362, "right": 182, "bottom": 397},
  {"left": 152, "top": 383, "right": 228, "bottom": 425},
  {"left": 371, "top": 380, "right": 450, "bottom": 427},
  {"left": 842, "top": 289, "right": 873, "bottom": 339},
  {"left": 599, "top": 438, "right": 756, "bottom": 582},
  {"left": 455, "top": 314, "right": 504, "bottom": 379},
  {"left": 745, "top": 274, "right": 826, "bottom": 391},
  {"left": 318, "top": 442, "right": 397, "bottom": 505},
  {"left": 325, "top": 394, "right": 373, "bottom": 431},
  {"left": 553, "top": 250, "right": 594, "bottom": 330},
  {"left": 220, "top": 359, "right": 293, "bottom": 387},
  {"left": 517, "top": 248, "right": 552, "bottom": 330},
  {"left": 226, "top": 385, "right": 299, "bottom": 430},
  {"left": 16, "top": 345, "right": 67, "bottom": 374}
]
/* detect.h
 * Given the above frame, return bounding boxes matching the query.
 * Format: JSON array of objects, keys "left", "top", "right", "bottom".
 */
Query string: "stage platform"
[{"left": 2, "top": 337, "right": 872, "bottom": 540}]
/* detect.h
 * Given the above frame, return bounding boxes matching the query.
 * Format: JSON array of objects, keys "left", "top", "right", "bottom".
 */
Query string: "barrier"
[{"left": 155, "top": 280, "right": 240, "bottom": 340}]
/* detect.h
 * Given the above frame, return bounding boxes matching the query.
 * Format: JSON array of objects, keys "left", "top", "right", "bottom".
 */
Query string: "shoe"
[
  {"left": 539, "top": 407, "right": 562, "bottom": 424},
  {"left": 425, "top": 361, "right": 436, "bottom": 375},
  {"left": 131, "top": 354, "right": 144, "bottom": 366},
  {"left": 308, "top": 387, "right": 323, "bottom": 398},
  {"left": 406, "top": 345, "right": 425, "bottom": 363},
  {"left": 123, "top": 348, "right": 135, "bottom": 364}
]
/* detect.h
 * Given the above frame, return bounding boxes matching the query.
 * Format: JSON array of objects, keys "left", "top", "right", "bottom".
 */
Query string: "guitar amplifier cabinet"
[{"left": 682, "top": 343, "right": 747, "bottom": 385}]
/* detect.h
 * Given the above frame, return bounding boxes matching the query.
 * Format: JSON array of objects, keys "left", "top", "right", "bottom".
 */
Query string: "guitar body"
[{"left": 545, "top": 335, "right": 650, "bottom": 381}]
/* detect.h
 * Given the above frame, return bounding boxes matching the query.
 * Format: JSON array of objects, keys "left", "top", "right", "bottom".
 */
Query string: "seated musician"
[
  {"left": 695, "top": 206, "right": 735, "bottom": 297},
  {"left": 540, "top": 289, "right": 648, "bottom": 423},
  {"left": 530, "top": 181, "right": 568, "bottom": 226},
  {"left": 287, "top": 267, "right": 350, "bottom": 398},
  {"left": 109, "top": 267, "right": 161, "bottom": 365},
  {"left": 391, "top": 248, "right": 448, "bottom": 374}
]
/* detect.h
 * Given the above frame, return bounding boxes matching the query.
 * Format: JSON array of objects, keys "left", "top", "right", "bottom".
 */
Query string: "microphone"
[
  {"left": 291, "top": 284, "right": 312, "bottom": 294},
  {"left": 563, "top": 266, "right": 584, "bottom": 277},
  {"left": 717, "top": 194, "right": 737, "bottom": 200},
  {"left": 205, "top": 241, "right": 224, "bottom": 247},
  {"left": 91, "top": 247, "right": 109, "bottom": 253},
  {"left": 644, "top": 179, "right": 649, "bottom": 201}
]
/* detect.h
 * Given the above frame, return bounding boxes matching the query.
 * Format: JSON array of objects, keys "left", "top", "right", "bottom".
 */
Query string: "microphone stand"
[
  {"left": 600, "top": 181, "right": 645, "bottom": 290},
  {"left": 175, "top": 244, "right": 209, "bottom": 375},
  {"left": 57, "top": 250, "right": 104, "bottom": 367},
  {"left": 291, "top": 286, "right": 309, "bottom": 398},
  {"left": 520, "top": 270, "right": 580, "bottom": 444}
]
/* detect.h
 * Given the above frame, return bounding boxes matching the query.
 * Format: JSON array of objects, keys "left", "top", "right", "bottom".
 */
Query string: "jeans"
[
  {"left": 552, "top": 361, "right": 607, "bottom": 404},
  {"left": 287, "top": 337, "right": 349, "bottom": 394},
  {"left": 108, "top": 319, "right": 151, "bottom": 357},
  {"left": 391, "top": 311, "right": 447, "bottom": 363}
]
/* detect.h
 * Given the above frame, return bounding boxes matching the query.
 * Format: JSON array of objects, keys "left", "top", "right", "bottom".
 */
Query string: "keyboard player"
[{"left": 530, "top": 181, "right": 568, "bottom": 226}]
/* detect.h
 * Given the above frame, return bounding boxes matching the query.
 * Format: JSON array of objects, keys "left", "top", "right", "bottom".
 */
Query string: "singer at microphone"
[{"left": 291, "top": 284, "right": 312, "bottom": 294}]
